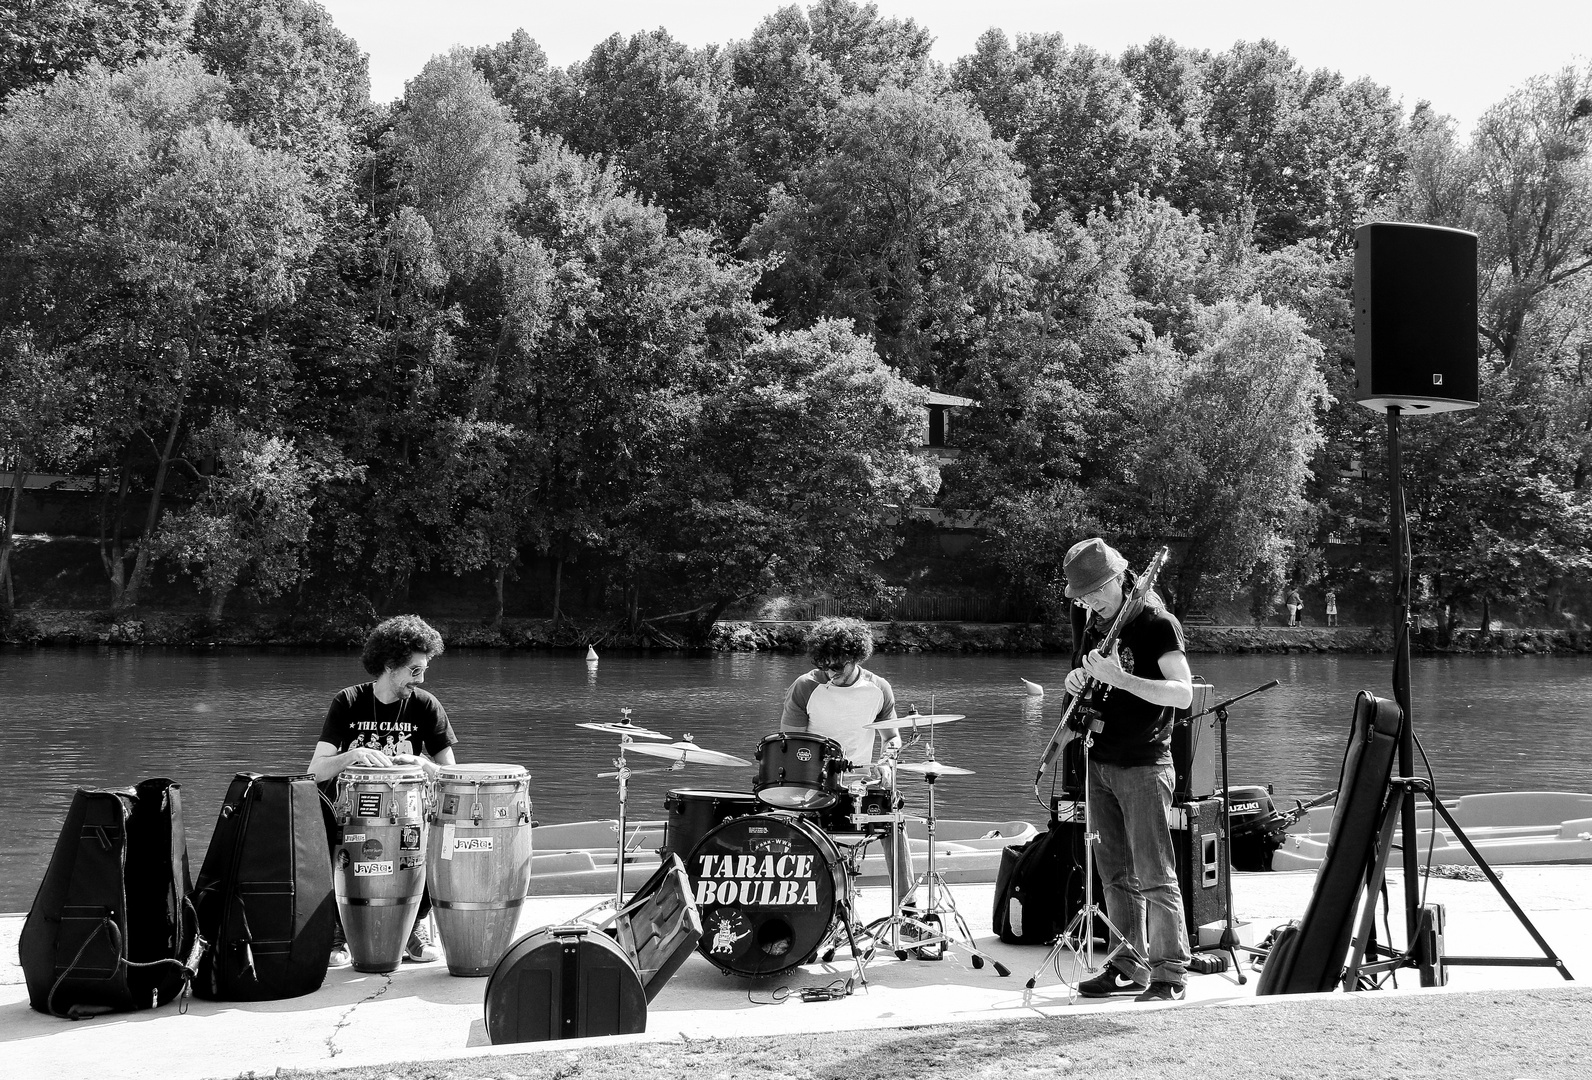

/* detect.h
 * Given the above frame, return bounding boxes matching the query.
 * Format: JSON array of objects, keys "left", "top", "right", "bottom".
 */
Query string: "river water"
[{"left": 4, "top": 647, "right": 1590, "bottom": 911}]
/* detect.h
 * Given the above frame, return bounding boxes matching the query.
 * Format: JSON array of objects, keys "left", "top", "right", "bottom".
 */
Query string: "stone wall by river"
[{"left": 3, "top": 608, "right": 1589, "bottom": 655}]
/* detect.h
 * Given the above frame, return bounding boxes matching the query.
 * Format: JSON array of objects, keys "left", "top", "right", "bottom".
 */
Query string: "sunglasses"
[{"left": 818, "top": 660, "right": 852, "bottom": 673}]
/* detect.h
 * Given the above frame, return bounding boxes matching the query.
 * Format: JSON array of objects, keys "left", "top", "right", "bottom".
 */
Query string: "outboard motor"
[{"left": 1223, "top": 785, "right": 1286, "bottom": 871}]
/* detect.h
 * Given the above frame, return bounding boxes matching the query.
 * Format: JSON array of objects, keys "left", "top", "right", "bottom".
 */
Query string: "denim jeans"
[{"left": 1088, "top": 759, "right": 1190, "bottom": 986}]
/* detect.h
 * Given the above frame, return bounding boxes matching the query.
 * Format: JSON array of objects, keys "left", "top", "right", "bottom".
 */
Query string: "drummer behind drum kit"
[{"left": 576, "top": 707, "right": 1011, "bottom": 983}]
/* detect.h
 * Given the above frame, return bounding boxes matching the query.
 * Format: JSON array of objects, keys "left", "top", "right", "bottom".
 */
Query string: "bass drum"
[{"left": 686, "top": 812, "right": 851, "bottom": 978}]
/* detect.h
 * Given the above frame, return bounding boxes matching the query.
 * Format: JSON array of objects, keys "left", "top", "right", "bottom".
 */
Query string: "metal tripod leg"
[
  {"left": 1024, "top": 731, "right": 1148, "bottom": 996},
  {"left": 862, "top": 770, "right": 1009, "bottom": 976}
]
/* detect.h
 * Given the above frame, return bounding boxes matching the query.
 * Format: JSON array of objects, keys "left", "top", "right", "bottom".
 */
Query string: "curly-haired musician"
[
  {"left": 310, "top": 614, "right": 458, "bottom": 967},
  {"left": 779, "top": 617, "right": 916, "bottom": 917},
  {"left": 1061, "top": 539, "right": 1193, "bottom": 1002}
]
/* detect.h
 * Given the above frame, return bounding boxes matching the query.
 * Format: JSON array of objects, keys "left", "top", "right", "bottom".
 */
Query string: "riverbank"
[{"left": 3, "top": 608, "right": 1590, "bottom": 655}]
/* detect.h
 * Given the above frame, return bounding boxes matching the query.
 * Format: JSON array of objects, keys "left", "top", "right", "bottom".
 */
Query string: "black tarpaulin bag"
[
  {"left": 19, "top": 778, "right": 195, "bottom": 1018},
  {"left": 993, "top": 818, "right": 1076, "bottom": 945},
  {"left": 191, "top": 773, "right": 335, "bottom": 1001}
]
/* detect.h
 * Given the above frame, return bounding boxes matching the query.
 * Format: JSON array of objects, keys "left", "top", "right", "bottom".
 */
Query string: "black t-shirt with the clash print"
[{"left": 319, "top": 682, "right": 457, "bottom": 761}]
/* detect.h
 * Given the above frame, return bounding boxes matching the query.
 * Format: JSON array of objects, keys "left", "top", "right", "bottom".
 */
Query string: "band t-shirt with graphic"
[
  {"left": 1076, "top": 606, "right": 1186, "bottom": 768},
  {"left": 318, "top": 683, "right": 457, "bottom": 765}
]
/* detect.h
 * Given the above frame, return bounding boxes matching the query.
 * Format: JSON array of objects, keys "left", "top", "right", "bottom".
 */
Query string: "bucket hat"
[{"left": 1063, "top": 538, "right": 1127, "bottom": 599}]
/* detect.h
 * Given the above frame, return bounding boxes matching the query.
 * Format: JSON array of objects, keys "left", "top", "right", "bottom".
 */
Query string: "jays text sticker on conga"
[
  {"left": 427, "top": 763, "right": 532, "bottom": 977},
  {"left": 334, "top": 765, "right": 428, "bottom": 973},
  {"left": 753, "top": 732, "right": 847, "bottom": 810},
  {"left": 687, "top": 812, "right": 852, "bottom": 978}
]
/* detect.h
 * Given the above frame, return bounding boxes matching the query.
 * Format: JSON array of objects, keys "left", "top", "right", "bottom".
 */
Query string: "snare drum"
[
  {"left": 686, "top": 812, "right": 852, "bottom": 978},
  {"left": 662, "top": 789, "right": 761, "bottom": 865},
  {"left": 754, "top": 732, "right": 847, "bottom": 810},
  {"left": 818, "top": 783, "right": 897, "bottom": 833},
  {"left": 426, "top": 764, "right": 533, "bottom": 977},
  {"left": 334, "top": 766, "right": 428, "bottom": 973}
]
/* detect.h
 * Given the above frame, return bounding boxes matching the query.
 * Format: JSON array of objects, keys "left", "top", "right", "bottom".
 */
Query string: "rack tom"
[
  {"left": 754, "top": 732, "right": 847, "bottom": 810},
  {"left": 334, "top": 765, "right": 428, "bottom": 973},
  {"left": 427, "top": 763, "right": 533, "bottom": 976}
]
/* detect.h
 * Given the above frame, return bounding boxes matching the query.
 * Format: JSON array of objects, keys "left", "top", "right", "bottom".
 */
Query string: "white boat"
[
  {"left": 526, "top": 817, "right": 1039, "bottom": 896},
  {"left": 1271, "top": 790, "right": 1592, "bottom": 870}
]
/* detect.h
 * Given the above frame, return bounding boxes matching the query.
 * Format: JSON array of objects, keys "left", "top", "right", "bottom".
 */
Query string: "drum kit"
[
  {"left": 575, "top": 706, "right": 1010, "bottom": 983},
  {"left": 331, "top": 763, "right": 533, "bottom": 975}
]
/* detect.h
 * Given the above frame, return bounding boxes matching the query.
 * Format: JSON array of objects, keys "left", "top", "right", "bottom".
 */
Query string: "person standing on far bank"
[
  {"left": 1325, "top": 589, "right": 1338, "bottom": 627},
  {"left": 310, "top": 614, "right": 458, "bottom": 967}
]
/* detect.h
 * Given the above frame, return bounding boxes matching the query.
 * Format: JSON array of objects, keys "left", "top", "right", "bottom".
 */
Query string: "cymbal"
[
  {"left": 576, "top": 720, "right": 671, "bottom": 740},
  {"left": 628, "top": 741, "right": 754, "bottom": 768},
  {"left": 864, "top": 713, "right": 965, "bottom": 730},
  {"left": 895, "top": 760, "right": 974, "bottom": 777}
]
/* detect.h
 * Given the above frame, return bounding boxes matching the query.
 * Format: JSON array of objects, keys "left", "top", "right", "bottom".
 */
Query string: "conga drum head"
[
  {"left": 662, "top": 789, "right": 761, "bottom": 864},
  {"left": 686, "top": 812, "right": 850, "bottom": 978},
  {"left": 436, "top": 763, "right": 529, "bottom": 785},
  {"left": 754, "top": 732, "right": 846, "bottom": 810}
]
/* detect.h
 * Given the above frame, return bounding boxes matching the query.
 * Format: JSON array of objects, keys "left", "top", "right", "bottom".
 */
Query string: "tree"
[
  {"left": 154, "top": 418, "right": 356, "bottom": 620},
  {"left": 746, "top": 85, "right": 1033, "bottom": 385},
  {"left": 1099, "top": 299, "right": 1330, "bottom": 612},
  {"left": 0, "top": 0, "right": 189, "bottom": 102},
  {"left": 619, "top": 320, "right": 937, "bottom": 642},
  {"left": 0, "top": 56, "right": 320, "bottom": 611}
]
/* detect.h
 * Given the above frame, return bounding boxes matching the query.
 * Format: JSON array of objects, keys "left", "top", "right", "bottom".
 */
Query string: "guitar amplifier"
[
  {"left": 1173, "top": 681, "right": 1217, "bottom": 802},
  {"left": 1169, "top": 797, "right": 1229, "bottom": 940},
  {"left": 1049, "top": 797, "right": 1229, "bottom": 946}
]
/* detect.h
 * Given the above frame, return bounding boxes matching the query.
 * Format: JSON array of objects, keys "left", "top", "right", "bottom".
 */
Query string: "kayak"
[
  {"left": 1271, "top": 790, "right": 1592, "bottom": 870},
  {"left": 526, "top": 817, "right": 1039, "bottom": 896}
]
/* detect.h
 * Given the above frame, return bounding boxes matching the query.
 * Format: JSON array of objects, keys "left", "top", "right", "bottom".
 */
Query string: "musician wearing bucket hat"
[{"left": 1060, "top": 538, "right": 1193, "bottom": 1002}]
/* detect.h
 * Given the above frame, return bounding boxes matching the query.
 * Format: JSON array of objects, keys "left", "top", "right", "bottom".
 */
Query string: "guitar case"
[
  {"left": 1257, "top": 691, "right": 1403, "bottom": 994},
  {"left": 190, "top": 773, "right": 336, "bottom": 1000},
  {"left": 19, "top": 778, "right": 194, "bottom": 1018}
]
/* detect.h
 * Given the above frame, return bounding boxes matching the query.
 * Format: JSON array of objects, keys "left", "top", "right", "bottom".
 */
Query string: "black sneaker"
[
  {"left": 1134, "top": 980, "right": 1186, "bottom": 1002},
  {"left": 1076, "top": 968, "right": 1147, "bottom": 997}
]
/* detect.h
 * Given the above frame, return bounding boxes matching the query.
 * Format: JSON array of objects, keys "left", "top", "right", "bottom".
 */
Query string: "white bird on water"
[{"left": 1021, "top": 678, "right": 1044, "bottom": 697}]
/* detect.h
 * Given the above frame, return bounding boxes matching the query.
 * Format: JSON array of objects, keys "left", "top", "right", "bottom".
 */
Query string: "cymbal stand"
[
  {"left": 864, "top": 740, "right": 1009, "bottom": 977},
  {"left": 581, "top": 711, "right": 682, "bottom": 925},
  {"left": 1025, "top": 720, "right": 1146, "bottom": 995}
]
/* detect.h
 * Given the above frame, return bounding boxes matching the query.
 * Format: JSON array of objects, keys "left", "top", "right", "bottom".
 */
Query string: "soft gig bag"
[
  {"left": 992, "top": 818, "right": 1080, "bottom": 945},
  {"left": 191, "top": 773, "right": 336, "bottom": 1001},
  {"left": 19, "top": 778, "right": 195, "bottom": 1018}
]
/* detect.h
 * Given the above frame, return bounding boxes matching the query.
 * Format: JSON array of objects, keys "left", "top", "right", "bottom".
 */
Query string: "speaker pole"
[{"left": 1386, "top": 406, "right": 1421, "bottom": 952}]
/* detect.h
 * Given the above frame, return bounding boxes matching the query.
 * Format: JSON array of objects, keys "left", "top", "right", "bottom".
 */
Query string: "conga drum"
[
  {"left": 427, "top": 763, "right": 533, "bottom": 976},
  {"left": 334, "top": 766, "right": 428, "bottom": 973}
]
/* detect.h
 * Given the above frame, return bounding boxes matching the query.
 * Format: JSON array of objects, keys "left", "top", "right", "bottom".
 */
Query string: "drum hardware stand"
[
  {"left": 1183, "top": 679, "right": 1281, "bottom": 984},
  {"left": 583, "top": 709, "right": 682, "bottom": 924},
  {"left": 863, "top": 744, "right": 1009, "bottom": 977},
  {"left": 1024, "top": 719, "right": 1146, "bottom": 996}
]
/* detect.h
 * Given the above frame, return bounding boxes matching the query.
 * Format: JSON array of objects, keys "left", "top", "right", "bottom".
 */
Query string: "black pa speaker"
[{"left": 1353, "top": 221, "right": 1479, "bottom": 414}]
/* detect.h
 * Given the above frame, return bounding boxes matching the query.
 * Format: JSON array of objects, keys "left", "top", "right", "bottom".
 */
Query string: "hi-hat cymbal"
[
  {"left": 864, "top": 713, "right": 965, "bottom": 730},
  {"left": 895, "top": 760, "right": 974, "bottom": 777},
  {"left": 628, "top": 741, "right": 754, "bottom": 768},
  {"left": 576, "top": 720, "right": 671, "bottom": 740}
]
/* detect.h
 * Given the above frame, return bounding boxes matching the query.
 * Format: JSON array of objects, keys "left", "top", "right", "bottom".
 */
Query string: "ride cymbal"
[
  {"left": 627, "top": 741, "right": 754, "bottom": 768},
  {"left": 864, "top": 713, "right": 965, "bottom": 730},
  {"left": 576, "top": 721, "right": 671, "bottom": 740}
]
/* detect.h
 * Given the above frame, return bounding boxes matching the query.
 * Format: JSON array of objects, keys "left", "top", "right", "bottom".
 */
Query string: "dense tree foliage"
[{"left": 2, "top": 3, "right": 1588, "bottom": 631}]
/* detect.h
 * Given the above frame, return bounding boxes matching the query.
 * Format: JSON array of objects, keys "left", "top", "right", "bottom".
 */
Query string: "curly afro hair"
[
  {"left": 806, "top": 616, "right": 874, "bottom": 669},
  {"left": 361, "top": 614, "right": 445, "bottom": 676}
]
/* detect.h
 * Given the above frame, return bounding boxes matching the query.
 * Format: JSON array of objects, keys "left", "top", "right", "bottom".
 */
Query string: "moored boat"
[
  {"left": 1271, "top": 790, "right": 1592, "bottom": 870},
  {"left": 526, "top": 817, "right": 1038, "bottom": 896}
]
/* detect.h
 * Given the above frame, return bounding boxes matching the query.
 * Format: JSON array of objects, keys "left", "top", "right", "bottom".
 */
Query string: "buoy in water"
[
  {"left": 586, "top": 646, "right": 599, "bottom": 662},
  {"left": 1021, "top": 678, "right": 1044, "bottom": 697}
]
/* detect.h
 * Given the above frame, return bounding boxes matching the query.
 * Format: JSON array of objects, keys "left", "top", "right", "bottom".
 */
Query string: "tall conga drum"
[
  {"left": 334, "top": 766, "right": 429, "bottom": 973},
  {"left": 427, "top": 763, "right": 533, "bottom": 976}
]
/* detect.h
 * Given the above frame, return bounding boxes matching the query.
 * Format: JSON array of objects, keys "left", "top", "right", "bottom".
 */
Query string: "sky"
[{"left": 316, "top": 0, "right": 1590, "bottom": 137}]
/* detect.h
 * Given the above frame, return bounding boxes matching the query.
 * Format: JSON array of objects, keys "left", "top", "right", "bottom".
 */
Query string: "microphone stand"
[{"left": 1185, "top": 679, "right": 1279, "bottom": 981}]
